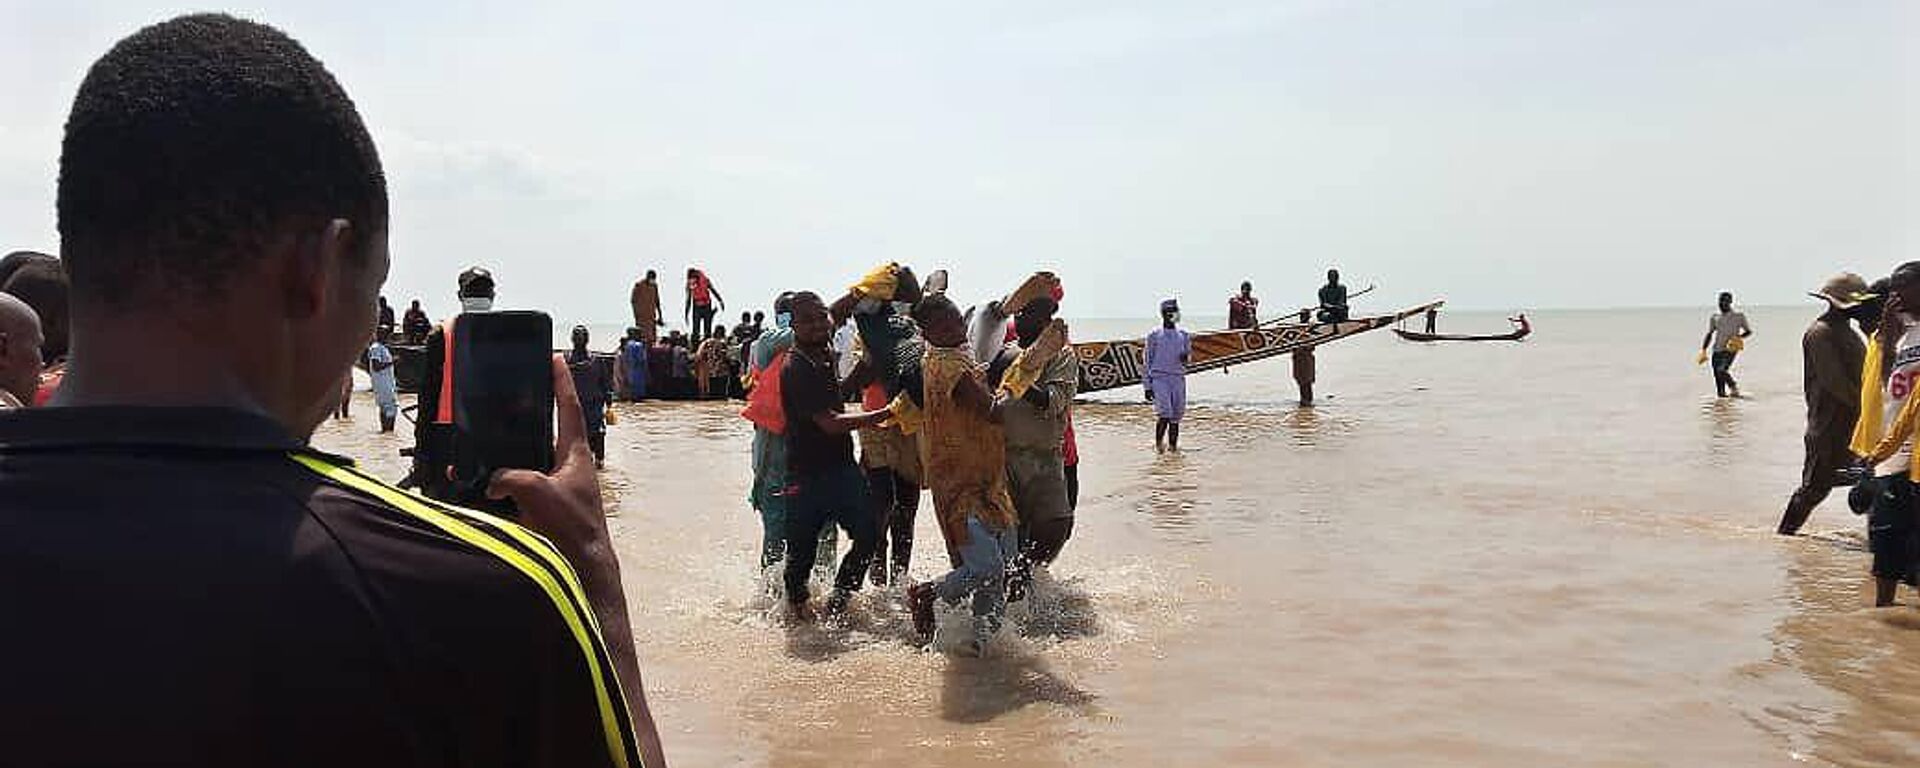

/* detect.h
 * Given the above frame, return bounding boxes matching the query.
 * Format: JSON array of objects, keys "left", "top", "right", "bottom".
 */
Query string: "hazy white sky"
[{"left": 1, "top": 1, "right": 1913, "bottom": 323}]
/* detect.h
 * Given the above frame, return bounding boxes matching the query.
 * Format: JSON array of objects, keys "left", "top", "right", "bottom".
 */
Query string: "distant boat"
[
  {"left": 1071, "top": 301, "right": 1444, "bottom": 394},
  {"left": 1393, "top": 314, "right": 1531, "bottom": 343}
]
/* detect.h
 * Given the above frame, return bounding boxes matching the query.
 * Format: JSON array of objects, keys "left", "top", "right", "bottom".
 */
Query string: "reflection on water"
[{"left": 1702, "top": 397, "right": 1746, "bottom": 451}]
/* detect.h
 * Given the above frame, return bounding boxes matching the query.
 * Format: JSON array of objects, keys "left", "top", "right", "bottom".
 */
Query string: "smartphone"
[{"left": 451, "top": 310, "right": 555, "bottom": 515}]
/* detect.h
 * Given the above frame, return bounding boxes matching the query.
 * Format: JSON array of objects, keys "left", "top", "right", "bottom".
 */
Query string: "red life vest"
[
  {"left": 688, "top": 272, "right": 713, "bottom": 306},
  {"left": 740, "top": 347, "right": 789, "bottom": 434}
]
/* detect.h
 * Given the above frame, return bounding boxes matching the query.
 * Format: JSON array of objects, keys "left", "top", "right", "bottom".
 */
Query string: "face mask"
[
  {"left": 460, "top": 297, "right": 494, "bottom": 313},
  {"left": 775, "top": 312, "right": 793, "bottom": 329}
]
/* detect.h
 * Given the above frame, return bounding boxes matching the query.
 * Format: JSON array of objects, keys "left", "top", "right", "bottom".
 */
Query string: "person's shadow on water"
[{"left": 938, "top": 647, "right": 1097, "bottom": 724}]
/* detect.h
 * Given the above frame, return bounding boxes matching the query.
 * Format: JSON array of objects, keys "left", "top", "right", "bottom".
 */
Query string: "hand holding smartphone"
[{"left": 451, "top": 310, "right": 555, "bottom": 515}]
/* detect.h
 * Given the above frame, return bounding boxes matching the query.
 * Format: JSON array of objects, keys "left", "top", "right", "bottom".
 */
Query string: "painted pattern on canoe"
[{"left": 1071, "top": 301, "right": 1443, "bottom": 394}]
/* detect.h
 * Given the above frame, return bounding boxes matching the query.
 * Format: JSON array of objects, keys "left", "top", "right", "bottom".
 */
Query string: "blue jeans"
[{"left": 934, "top": 516, "right": 1019, "bottom": 643}]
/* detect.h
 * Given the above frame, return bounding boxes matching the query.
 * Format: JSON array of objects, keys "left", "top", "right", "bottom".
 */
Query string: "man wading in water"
[
  {"left": 1699, "top": 291, "right": 1753, "bottom": 398},
  {"left": 1777, "top": 273, "right": 1872, "bottom": 535},
  {"left": 907, "top": 294, "right": 1020, "bottom": 655},
  {"left": 0, "top": 15, "right": 664, "bottom": 765},
  {"left": 988, "top": 288, "right": 1078, "bottom": 592},
  {"left": 1853, "top": 263, "right": 1920, "bottom": 606},
  {"left": 1144, "top": 299, "right": 1192, "bottom": 452},
  {"left": 779, "top": 291, "right": 891, "bottom": 621}
]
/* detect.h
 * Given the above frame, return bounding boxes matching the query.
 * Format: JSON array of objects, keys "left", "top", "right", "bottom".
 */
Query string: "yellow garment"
[
  {"left": 919, "top": 346, "right": 1018, "bottom": 548},
  {"left": 1725, "top": 336, "right": 1745, "bottom": 353},
  {"left": 1853, "top": 338, "right": 1887, "bottom": 456},
  {"left": 848, "top": 262, "right": 901, "bottom": 301},
  {"left": 998, "top": 319, "right": 1069, "bottom": 399}
]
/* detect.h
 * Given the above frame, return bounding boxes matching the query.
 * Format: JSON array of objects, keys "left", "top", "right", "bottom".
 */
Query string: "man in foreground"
[
  {"left": 1777, "top": 273, "right": 1871, "bottom": 535},
  {"left": 0, "top": 15, "right": 664, "bottom": 766}
]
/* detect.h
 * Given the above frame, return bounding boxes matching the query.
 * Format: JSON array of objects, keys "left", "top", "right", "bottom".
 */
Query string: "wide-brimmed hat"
[{"left": 1810, "top": 272, "right": 1873, "bottom": 309}]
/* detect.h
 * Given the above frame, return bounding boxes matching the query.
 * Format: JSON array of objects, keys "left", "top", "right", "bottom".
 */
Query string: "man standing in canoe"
[
  {"left": 1699, "top": 291, "right": 1753, "bottom": 398},
  {"left": 1778, "top": 273, "right": 1872, "bottom": 535},
  {"left": 1229, "top": 281, "right": 1259, "bottom": 330},
  {"left": 631, "top": 269, "right": 664, "bottom": 344},
  {"left": 1145, "top": 299, "right": 1191, "bottom": 452}
]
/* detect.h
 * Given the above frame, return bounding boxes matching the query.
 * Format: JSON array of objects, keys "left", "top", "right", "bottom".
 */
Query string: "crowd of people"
[{"left": 722, "top": 267, "right": 1081, "bottom": 654}]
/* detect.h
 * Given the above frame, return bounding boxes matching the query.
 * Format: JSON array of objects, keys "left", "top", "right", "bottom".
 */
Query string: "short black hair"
[{"left": 58, "top": 13, "right": 387, "bottom": 308}]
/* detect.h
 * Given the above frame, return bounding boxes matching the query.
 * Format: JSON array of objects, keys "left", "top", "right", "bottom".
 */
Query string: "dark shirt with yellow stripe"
[{"left": 0, "top": 406, "right": 643, "bottom": 768}]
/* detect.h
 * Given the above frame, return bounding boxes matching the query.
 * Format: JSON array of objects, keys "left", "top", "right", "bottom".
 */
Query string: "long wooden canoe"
[{"left": 1071, "top": 301, "right": 1443, "bottom": 394}]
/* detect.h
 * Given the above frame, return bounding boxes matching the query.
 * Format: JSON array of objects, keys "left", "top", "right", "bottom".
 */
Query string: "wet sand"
[{"left": 315, "top": 308, "right": 1920, "bottom": 767}]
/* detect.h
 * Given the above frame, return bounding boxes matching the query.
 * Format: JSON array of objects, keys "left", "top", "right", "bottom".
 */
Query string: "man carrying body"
[
  {"left": 632, "top": 269, "right": 664, "bottom": 344},
  {"left": 368, "top": 328, "right": 399, "bottom": 432},
  {"left": 906, "top": 294, "right": 1020, "bottom": 654},
  {"left": 742, "top": 293, "right": 840, "bottom": 576},
  {"left": 779, "top": 291, "right": 891, "bottom": 620},
  {"left": 1145, "top": 299, "right": 1192, "bottom": 452},
  {"left": 1700, "top": 291, "right": 1754, "bottom": 398},
  {"left": 1229, "top": 281, "right": 1259, "bottom": 330},
  {"left": 0, "top": 15, "right": 663, "bottom": 766},
  {"left": 1318, "top": 269, "right": 1349, "bottom": 323},
  {"left": 0, "top": 292, "right": 44, "bottom": 409},
  {"left": 989, "top": 293, "right": 1078, "bottom": 581},
  {"left": 1778, "top": 274, "right": 1872, "bottom": 535}
]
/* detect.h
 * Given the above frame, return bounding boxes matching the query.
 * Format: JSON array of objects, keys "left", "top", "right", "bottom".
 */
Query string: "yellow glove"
[
  {"left": 1725, "top": 337, "right": 1745, "bottom": 353},
  {"left": 1695, "top": 349, "right": 1708, "bottom": 366},
  {"left": 885, "top": 392, "right": 925, "bottom": 435},
  {"left": 604, "top": 407, "right": 619, "bottom": 426},
  {"left": 999, "top": 319, "right": 1068, "bottom": 399}
]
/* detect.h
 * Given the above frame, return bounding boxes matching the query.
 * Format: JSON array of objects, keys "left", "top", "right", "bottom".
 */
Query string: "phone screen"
[{"left": 452, "top": 311, "right": 554, "bottom": 512}]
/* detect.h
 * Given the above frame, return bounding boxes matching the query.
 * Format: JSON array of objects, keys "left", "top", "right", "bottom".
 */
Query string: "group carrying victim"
[{"left": 737, "top": 263, "right": 1080, "bottom": 652}]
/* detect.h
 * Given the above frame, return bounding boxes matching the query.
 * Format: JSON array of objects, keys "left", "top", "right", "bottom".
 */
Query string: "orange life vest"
[{"left": 434, "top": 317, "right": 459, "bottom": 424}]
